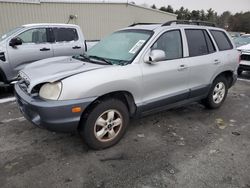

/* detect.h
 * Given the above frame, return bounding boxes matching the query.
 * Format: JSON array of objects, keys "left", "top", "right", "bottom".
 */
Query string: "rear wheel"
[
  {"left": 79, "top": 98, "right": 129, "bottom": 150},
  {"left": 203, "top": 76, "right": 228, "bottom": 109}
]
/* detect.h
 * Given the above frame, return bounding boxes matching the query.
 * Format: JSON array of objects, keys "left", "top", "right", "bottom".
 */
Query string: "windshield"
[
  {"left": 233, "top": 36, "right": 250, "bottom": 47},
  {"left": 0, "top": 27, "right": 24, "bottom": 42},
  {"left": 86, "top": 30, "right": 153, "bottom": 65}
]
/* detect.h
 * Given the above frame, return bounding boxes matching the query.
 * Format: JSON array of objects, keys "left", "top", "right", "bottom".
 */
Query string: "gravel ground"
[{"left": 0, "top": 78, "right": 250, "bottom": 188}]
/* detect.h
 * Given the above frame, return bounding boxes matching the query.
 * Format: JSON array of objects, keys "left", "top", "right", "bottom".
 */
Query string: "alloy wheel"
[
  {"left": 213, "top": 82, "right": 226, "bottom": 104},
  {"left": 94, "top": 109, "right": 123, "bottom": 142}
]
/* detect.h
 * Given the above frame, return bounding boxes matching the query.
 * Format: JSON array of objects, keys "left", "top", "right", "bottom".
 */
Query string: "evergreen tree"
[
  {"left": 151, "top": 4, "right": 156, "bottom": 9},
  {"left": 151, "top": 4, "right": 250, "bottom": 33}
]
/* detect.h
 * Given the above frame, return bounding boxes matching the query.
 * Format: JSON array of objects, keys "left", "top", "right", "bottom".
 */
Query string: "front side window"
[
  {"left": 53, "top": 28, "right": 78, "bottom": 42},
  {"left": 87, "top": 30, "right": 153, "bottom": 65},
  {"left": 17, "top": 28, "right": 47, "bottom": 44},
  {"left": 152, "top": 30, "right": 183, "bottom": 60},
  {"left": 210, "top": 30, "right": 233, "bottom": 51}
]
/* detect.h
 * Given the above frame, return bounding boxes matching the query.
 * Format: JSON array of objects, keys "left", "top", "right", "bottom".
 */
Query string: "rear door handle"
[
  {"left": 178, "top": 64, "right": 188, "bottom": 71},
  {"left": 214, "top": 59, "right": 221, "bottom": 65},
  {"left": 40, "top": 48, "right": 50, "bottom": 51},
  {"left": 72, "top": 46, "right": 81, "bottom": 49}
]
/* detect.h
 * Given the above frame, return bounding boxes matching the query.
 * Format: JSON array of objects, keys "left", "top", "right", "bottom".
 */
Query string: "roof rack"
[
  {"left": 162, "top": 20, "right": 216, "bottom": 27},
  {"left": 129, "top": 23, "right": 160, "bottom": 27}
]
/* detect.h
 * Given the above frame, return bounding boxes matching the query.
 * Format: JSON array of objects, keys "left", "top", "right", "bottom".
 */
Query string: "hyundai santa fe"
[{"left": 15, "top": 20, "right": 239, "bottom": 149}]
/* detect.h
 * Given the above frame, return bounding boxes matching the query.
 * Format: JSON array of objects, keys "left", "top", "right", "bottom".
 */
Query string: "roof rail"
[
  {"left": 162, "top": 20, "right": 216, "bottom": 27},
  {"left": 129, "top": 23, "right": 160, "bottom": 27}
]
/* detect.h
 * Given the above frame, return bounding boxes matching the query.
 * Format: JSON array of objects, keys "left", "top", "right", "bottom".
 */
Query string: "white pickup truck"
[{"left": 0, "top": 23, "right": 97, "bottom": 84}]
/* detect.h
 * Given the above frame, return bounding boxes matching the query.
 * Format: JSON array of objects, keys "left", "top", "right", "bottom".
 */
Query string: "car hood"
[
  {"left": 238, "top": 43, "right": 250, "bottom": 52},
  {"left": 19, "top": 56, "right": 105, "bottom": 93}
]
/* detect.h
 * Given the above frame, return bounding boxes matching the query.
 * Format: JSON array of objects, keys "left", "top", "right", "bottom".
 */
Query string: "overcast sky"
[
  {"left": 30, "top": 0, "right": 250, "bottom": 14},
  {"left": 132, "top": 0, "right": 250, "bottom": 14}
]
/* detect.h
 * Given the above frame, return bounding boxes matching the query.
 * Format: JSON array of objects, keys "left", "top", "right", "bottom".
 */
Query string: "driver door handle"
[
  {"left": 40, "top": 48, "right": 50, "bottom": 51},
  {"left": 72, "top": 46, "right": 81, "bottom": 49}
]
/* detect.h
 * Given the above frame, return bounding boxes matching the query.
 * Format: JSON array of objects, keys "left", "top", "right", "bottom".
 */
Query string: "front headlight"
[{"left": 39, "top": 82, "right": 62, "bottom": 100}]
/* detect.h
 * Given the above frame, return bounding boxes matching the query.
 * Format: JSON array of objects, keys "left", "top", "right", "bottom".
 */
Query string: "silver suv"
[{"left": 15, "top": 21, "right": 239, "bottom": 149}]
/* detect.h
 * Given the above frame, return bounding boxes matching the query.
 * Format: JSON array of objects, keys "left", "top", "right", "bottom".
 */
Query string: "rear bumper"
[{"left": 14, "top": 83, "right": 96, "bottom": 132}]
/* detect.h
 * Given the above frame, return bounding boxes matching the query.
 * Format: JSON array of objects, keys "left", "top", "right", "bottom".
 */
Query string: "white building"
[{"left": 0, "top": 0, "right": 176, "bottom": 40}]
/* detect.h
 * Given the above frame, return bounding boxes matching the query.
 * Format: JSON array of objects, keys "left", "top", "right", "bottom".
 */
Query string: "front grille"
[
  {"left": 0, "top": 52, "right": 5, "bottom": 62},
  {"left": 18, "top": 79, "right": 29, "bottom": 93},
  {"left": 241, "top": 54, "right": 250, "bottom": 61},
  {"left": 17, "top": 72, "right": 30, "bottom": 93},
  {"left": 239, "top": 64, "right": 250, "bottom": 71}
]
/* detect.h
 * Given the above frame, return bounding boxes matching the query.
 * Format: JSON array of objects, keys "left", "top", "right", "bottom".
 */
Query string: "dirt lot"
[{"left": 0, "top": 76, "right": 250, "bottom": 188}]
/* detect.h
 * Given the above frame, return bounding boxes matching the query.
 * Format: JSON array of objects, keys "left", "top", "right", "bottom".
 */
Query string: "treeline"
[{"left": 151, "top": 5, "right": 250, "bottom": 33}]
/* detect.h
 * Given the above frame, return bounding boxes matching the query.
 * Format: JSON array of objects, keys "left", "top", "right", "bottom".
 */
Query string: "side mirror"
[
  {"left": 145, "top": 49, "right": 166, "bottom": 64},
  {"left": 9, "top": 37, "right": 22, "bottom": 47}
]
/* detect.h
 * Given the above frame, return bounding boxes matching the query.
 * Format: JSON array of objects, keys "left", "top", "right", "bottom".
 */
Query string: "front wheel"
[
  {"left": 79, "top": 99, "right": 129, "bottom": 150},
  {"left": 202, "top": 76, "right": 228, "bottom": 109}
]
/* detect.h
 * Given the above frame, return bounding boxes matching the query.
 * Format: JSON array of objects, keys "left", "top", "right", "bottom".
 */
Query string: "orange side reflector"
[{"left": 72, "top": 107, "right": 82, "bottom": 113}]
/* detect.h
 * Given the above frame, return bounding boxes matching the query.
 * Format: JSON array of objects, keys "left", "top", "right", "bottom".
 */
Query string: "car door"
[
  {"left": 183, "top": 29, "right": 219, "bottom": 98},
  {"left": 52, "top": 27, "right": 84, "bottom": 56},
  {"left": 140, "top": 29, "right": 189, "bottom": 113},
  {"left": 7, "top": 27, "right": 53, "bottom": 78},
  {"left": 209, "top": 29, "right": 236, "bottom": 73}
]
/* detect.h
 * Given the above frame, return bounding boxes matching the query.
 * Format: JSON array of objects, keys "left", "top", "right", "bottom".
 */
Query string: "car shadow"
[{"left": 0, "top": 84, "right": 14, "bottom": 99}]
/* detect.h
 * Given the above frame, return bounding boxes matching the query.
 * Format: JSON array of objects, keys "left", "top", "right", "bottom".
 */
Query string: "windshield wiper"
[
  {"left": 89, "top": 55, "right": 113, "bottom": 65},
  {"left": 74, "top": 54, "right": 113, "bottom": 65},
  {"left": 73, "top": 53, "right": 90, "bottom": 61}
]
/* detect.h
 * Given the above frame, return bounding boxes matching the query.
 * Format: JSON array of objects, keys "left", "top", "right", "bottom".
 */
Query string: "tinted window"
[
  {"left": 18, "top": 28, "right": 47, "bottom": 43},
  {"left": 204, "top": 31, "right": 216, "bottom": 53},
  {"left": 185, "top": 29, "right": 208, "bottom": 57},
  {"left": 210, "top": 30, "right": 233, "bottom": 51},
  {"left": 152, "top": 30, "right": 182, "bottom": 60},
  {"left": 53, "top": 28, "right": 78, "bottom": 42}
]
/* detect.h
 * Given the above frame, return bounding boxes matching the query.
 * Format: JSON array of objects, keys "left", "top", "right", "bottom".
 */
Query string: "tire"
[
  {"left": 79, "top": 98, "right": 129, "bottom": 150},
  {"left": 237, "top": 69, "right": 243, "bottom": 75},
  {"left": 203, "top": 76, "right": 228, "bottom": 109}
]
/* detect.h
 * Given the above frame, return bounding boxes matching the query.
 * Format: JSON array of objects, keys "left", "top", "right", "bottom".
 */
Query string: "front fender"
[{"left": 59, "top": 64, "right": 143, "bottom": 105}]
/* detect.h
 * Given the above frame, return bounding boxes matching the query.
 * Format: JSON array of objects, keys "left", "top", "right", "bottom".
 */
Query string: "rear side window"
[
  {"left": 204, "top": 31, "right": 216, "bottom": 53},
  {"left": 185, "top": 29, "right": 211, "bottom": 57},
  {"left": 210, "top": 30, "right": 233, "bottom": 51},
  {"left": 53, "top": 28, "right": 78, "bottom": 42}
]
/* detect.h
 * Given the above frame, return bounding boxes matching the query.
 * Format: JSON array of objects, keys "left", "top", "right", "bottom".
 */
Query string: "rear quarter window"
[{"left": 210, "top": 30, "right": 233, "bottom": 51}]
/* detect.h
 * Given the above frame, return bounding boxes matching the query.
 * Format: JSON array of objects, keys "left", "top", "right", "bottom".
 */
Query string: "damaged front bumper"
[{"left": 14, "top": 83, "right": 96, "bottom": 132}]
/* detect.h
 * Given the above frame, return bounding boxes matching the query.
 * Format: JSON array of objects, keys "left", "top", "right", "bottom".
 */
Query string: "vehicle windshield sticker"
[{"left": 129, "top": 40, "right": 146, "bottom": 54}]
